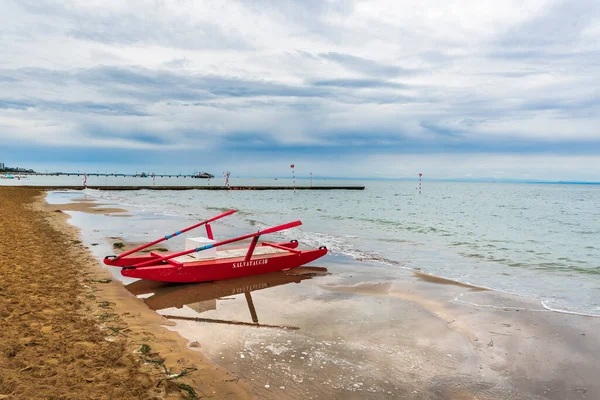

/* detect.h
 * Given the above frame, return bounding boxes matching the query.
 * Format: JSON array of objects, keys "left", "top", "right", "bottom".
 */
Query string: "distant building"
[{"left": 0, "top": 162, "right": 4, "bottom": 170}]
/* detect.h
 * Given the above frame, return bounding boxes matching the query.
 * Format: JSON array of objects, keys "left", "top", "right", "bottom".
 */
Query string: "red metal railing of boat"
[
  {"left": 114, "top": 209, "right": 236, "bottom": 260},
  {"left": 262, "top": 242, "right": 302, "bottom": 254},
  {"left": 245, "top": 236, "right": 260, "bottom": 261},
  {"left": 132, "top": 220, "right": 303, "bottom": 268}
]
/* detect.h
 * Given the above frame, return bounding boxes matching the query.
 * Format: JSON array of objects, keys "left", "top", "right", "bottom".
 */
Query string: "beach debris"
[
  {"left": 88, "top": 278, "right": 111, "bottom": 284},
  {"left": 137, "top": 344, "right": 199, "bottom": 398},
  {"left": 139, "top": 344, "right": 151, "bottom": 355},
  {"left": 141, "top": 247, "right": 169, "bottom": 253},
  {"left": 112, "top": 242, "right": 125, "bottom": 250},
  {"left": 174, "top": 383, "right": 199, "bottom": 400},
  {"left": 167, "top": 367, "right": 197, "bottom": 381},
  {"left": 98, "top": 312, "right": 116, "bottom": 322},
  {"left": 106, "top": 326, "right": 125, "bottom": 336}
]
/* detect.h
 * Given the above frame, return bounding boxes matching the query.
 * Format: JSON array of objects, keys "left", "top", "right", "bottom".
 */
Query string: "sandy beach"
[
  {"left": 0, "top": 187, "right": 252, "bottom": 399},
  {"left": 2, "top": 186, "right": 599, "bottom": 399}
]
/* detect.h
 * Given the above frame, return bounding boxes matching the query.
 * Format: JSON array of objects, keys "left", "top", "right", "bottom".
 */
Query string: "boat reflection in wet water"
[{"left": 125, "top": 266, "right": 329, "bottom": 330}]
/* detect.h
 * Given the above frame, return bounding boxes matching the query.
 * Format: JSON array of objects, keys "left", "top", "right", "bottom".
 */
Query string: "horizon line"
[{"left": 8, "top": 170, "right": 599, "bottom": 185}]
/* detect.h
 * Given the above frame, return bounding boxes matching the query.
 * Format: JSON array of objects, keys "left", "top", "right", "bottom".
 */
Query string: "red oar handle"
[
  {"left": 262, "top": 242, "right": 301, "bottom": 254},
  {"left": 132, "top": 220, "right": 302, "bottom": 268},
  {"left": 115, "top": 209, "right": 236, "bottom": 259}
]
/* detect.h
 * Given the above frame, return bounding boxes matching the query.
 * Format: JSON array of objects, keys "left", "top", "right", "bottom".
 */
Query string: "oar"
[
  {"left": 115, "top": 209, "right": 236, "bottom": 260},
  {"left": 132, "top": 220, "right": 302, "bottom": 268},
  {"left": 162, "top": 315, "right": 300, "bottom": 330}
]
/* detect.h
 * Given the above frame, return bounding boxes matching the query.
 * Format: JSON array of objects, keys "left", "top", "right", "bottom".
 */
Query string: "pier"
[
  {"left": 10, "top": 185, "right": 365, "bottom": 191},
  {"left": 24, "top": 172, "right": 208, "bottom": 178}
]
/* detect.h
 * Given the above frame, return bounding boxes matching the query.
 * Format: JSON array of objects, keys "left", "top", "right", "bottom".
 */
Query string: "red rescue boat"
[{"left": 104, "top": 210, "right": 328, "bottom": 283}]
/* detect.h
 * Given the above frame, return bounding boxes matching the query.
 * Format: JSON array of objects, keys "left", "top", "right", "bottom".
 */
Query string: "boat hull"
[
  {"left": 120, "top": 248, "right": 327, "bottom": 283},
  {"left": 104, "top": 241, "right": 299, "bottom": 267}
]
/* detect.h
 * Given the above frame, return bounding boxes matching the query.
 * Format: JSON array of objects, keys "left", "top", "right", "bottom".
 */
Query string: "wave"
[
  {"left": 541, "top": 301, "right": 600, "bottom": 317},
  {"left": 534, "top": 264, "right": 600, "bottom": 275},
  {"left": 205, "top": 206, "right": 251, "bottom": 217},
  {"left": 247, "top": 218, "right": 409, "bottom": 269},
  {"left": 205, "top": 206, "right": 232, "bottom": 213},
  {"left": 376, "top": 238, "right": 413, "bottom": 244},
  {"left": 460, "top": 252, "right": 486, "bottom": 260}
]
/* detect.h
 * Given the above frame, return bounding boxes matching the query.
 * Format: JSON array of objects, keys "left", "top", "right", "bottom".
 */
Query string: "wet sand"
[
  {"left": 0, "top": 187, "right": 251, "bottom": 399},
  {"left": 26, "top": 188, "right": 600, "bottom": 399},
  {"left": 143, "top": 265, "right": 598, "bottom": 399},
  {"left": 111, "top": 258, "right": 600, "bottom": 400},
  {"left": 47, "top": 197, "right": 130, "bottom": 215},
  {"left": 319, "top": 271, "right": 600, "bottom": 399}
]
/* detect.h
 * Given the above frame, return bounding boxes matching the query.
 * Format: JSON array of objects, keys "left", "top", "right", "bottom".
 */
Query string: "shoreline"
[
  {"left": 50, "top": 189, "right": 599, "bottom": 320},
  {"left": 37, "top": 188, "right": 600, "bottom": 399},
  {"left": 0, "top": 187, "right": 252, "bottom": 399},
  {"left": 38, "top": 190, "right": 255, "bottom": 399}
]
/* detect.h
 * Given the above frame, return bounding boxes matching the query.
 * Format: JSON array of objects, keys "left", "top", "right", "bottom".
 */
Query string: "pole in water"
[
  {"left": 83, "top": 173, "right": 87, "bottom": 189},
  {"left": 310, "top": 172, "right": 312, "bottom": 188},
  {"left": 152, "top": 172, "right": 156, "bottom": 185},
  {"left": 290, "top": 164, "right": 295, "bottom": 193},
  {"left": 419, "top": 173, "right": 422, "bottom": 194},
  {"left": 224, "top": 171, "right": 231, "bottom": 190}
]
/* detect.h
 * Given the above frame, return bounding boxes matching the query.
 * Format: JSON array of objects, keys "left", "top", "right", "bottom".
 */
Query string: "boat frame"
[{"left": 104, "top": 210, "right": 327, "bottom": 283}]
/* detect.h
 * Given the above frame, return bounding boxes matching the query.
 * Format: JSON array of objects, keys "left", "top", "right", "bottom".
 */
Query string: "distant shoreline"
[{"left": 3, "top": 171, "right": 599, "bottom": 185}]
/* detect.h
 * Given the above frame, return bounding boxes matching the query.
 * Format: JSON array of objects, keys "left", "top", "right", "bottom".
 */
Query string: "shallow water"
[{"left": 45, "top": 179, "right": 600, "bottom": 316}]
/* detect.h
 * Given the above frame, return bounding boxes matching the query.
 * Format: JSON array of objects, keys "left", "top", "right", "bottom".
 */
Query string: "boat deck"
[{"left": 172, "top": 245, "right": 289, "bottom": 264}]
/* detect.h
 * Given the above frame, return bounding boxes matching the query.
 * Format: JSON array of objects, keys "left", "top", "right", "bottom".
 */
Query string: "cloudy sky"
[{"left": 1, "top": 0, "right": 599, "bottom": 180}]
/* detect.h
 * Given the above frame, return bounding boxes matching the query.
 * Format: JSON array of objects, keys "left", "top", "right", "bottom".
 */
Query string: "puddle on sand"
[{"left": 126, "top": 267, "right": 329, "bottom": 330}]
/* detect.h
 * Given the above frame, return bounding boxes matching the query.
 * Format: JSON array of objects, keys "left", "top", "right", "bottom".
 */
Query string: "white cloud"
[{"left": 0, "top": 0, "right": 599, "bottom": 179}]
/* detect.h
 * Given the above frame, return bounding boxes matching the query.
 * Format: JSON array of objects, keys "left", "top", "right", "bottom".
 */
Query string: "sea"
[{"left": 6, "top": 175, "right": 600, "bottom": 316}]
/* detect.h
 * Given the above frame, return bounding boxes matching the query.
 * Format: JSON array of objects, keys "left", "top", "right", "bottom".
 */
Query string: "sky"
[{"left": 0, "top": 0, "right": 599, "bottom": 180}]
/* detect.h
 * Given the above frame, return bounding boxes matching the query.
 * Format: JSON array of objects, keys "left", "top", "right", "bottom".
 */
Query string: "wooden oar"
[
  {"left": 115, "top": 209, "right": 236, "bottom": 260},
  {"left": 132, "top": 220, "right": 302, "bottom": 268}
]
